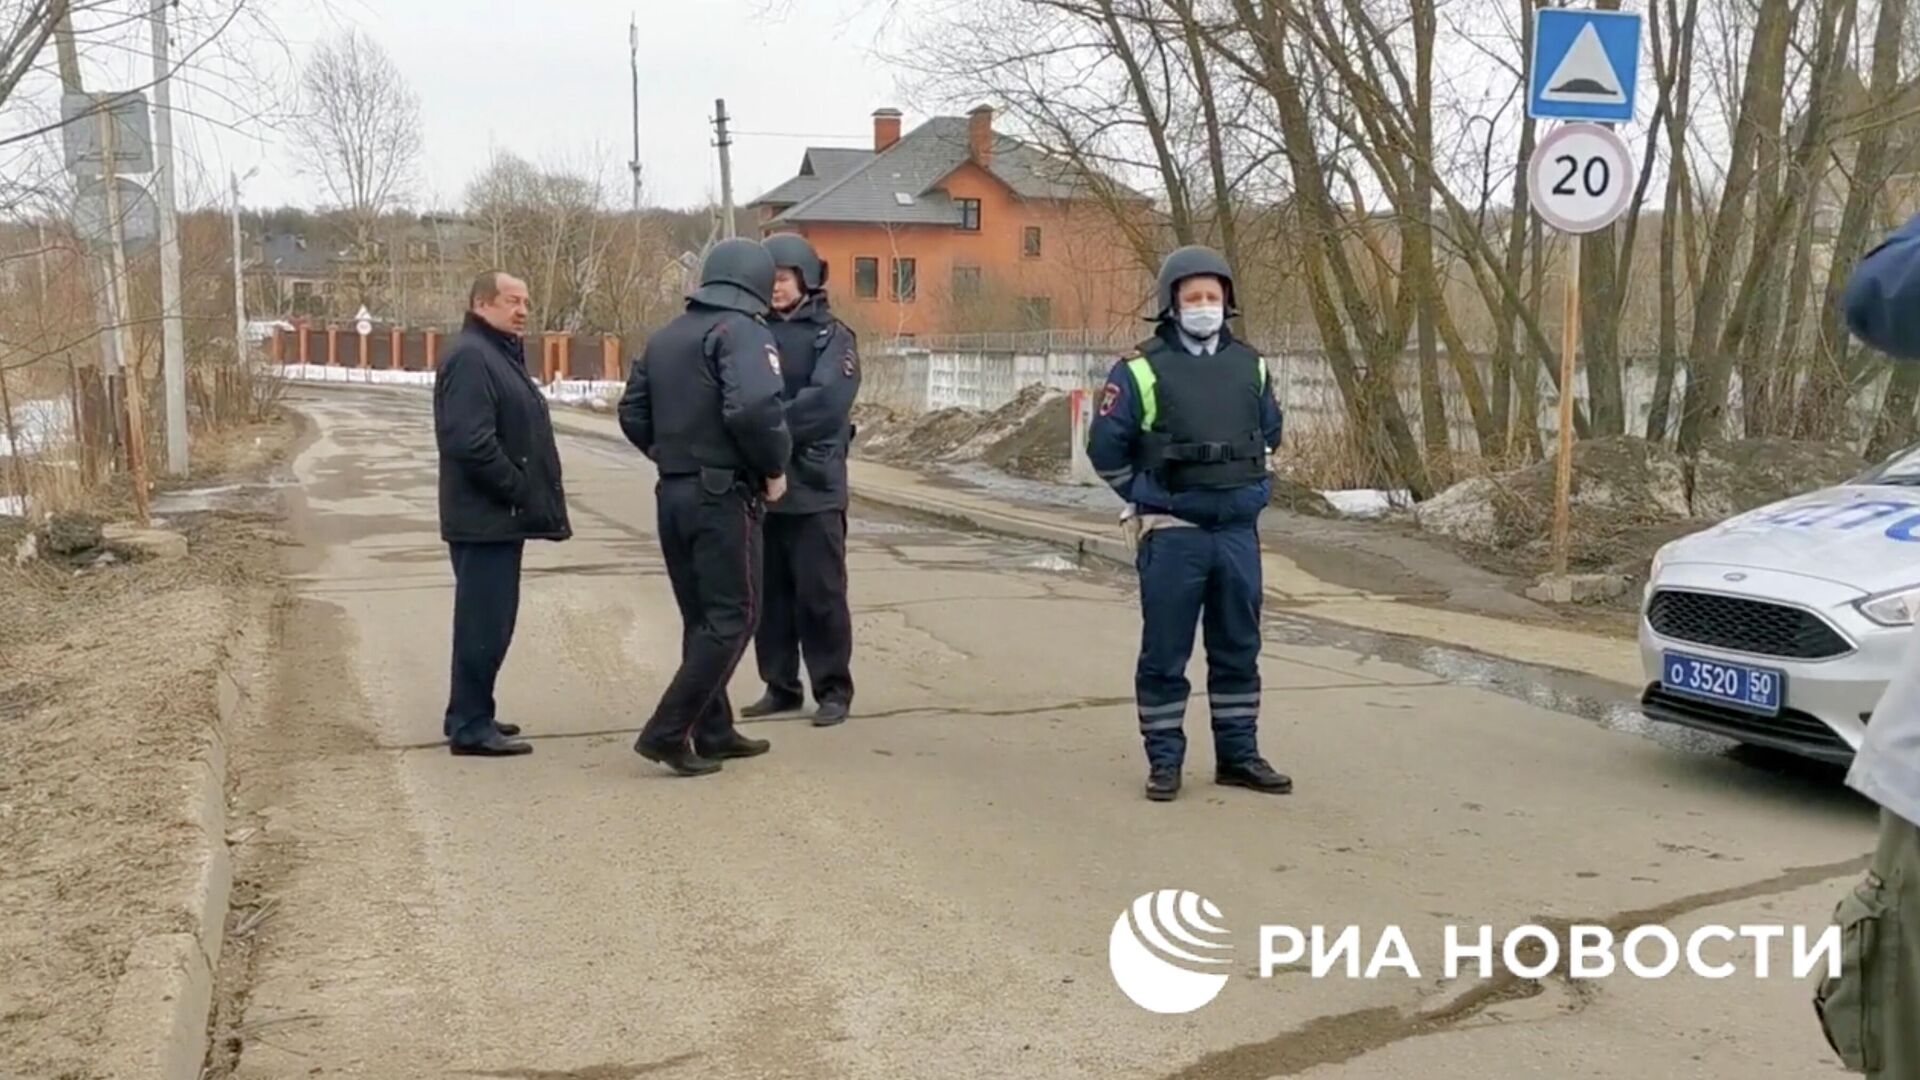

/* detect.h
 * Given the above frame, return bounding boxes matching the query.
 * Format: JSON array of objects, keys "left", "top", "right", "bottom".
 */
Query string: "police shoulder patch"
[
  {"left": 1099, "top": 381, "right": 1120, "bottom": 416},
  {"left": 764, "top": 343, "right": 782, "bottom": 376},
  {"left": 842, "top": 346, "right": 858, "bottom": 378}
]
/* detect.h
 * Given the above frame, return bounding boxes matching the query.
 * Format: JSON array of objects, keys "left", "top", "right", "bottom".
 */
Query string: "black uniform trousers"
[
  {"left": 641, "top": 472, "right": 764, "bottom": 748},
  {"left": 443, "top": 540, "right": 524, "bottom": 747},
  {"left": 756, "top": 510, "right": 854, "bottom": 706}
]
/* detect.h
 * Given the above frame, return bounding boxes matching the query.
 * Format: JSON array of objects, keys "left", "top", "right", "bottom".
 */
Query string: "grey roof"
[
  {"left": 259, "top": 233, "right": 335, "bottom": 276},
  {"left": 761, "top": 117, "right": 1144, "bottom": 227},
  {"left": 749, "top": 147, "right": 874, "bottom": 208}
]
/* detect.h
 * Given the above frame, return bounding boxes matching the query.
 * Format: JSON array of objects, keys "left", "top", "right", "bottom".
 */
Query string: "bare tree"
[{"left": 293, "top": 28, "right": 421, "bottom": 262}]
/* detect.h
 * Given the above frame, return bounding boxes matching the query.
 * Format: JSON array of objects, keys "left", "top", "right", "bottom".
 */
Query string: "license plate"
[{"left": 1661, "top": 651, "right": 1785, "bottom": 715}]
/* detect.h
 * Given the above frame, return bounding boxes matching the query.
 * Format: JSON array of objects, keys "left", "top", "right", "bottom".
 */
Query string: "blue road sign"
[{"left": 1529, "top": 8, "right": 1643, "bottom": 123}]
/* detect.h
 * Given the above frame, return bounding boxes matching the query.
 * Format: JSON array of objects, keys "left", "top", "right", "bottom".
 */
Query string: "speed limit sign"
[{"left": 1528, "top": 122, "right": 1635, "bottom": 234}]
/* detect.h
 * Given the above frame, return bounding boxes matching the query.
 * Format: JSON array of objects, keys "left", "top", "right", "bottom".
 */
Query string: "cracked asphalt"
[{"left": 218, "top": 388, "right": 1878, "bottom": 1079}]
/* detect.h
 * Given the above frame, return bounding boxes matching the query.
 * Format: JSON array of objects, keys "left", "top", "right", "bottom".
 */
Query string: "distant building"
[{"left": 747, "top": 106, "right": 1153, "bottom": 339}]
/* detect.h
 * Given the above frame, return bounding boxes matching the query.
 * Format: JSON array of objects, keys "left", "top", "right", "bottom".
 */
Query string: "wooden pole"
[
  {"left": 1551, "top": 234, "right": 1582, "bottom": 577},
  {"left": 99, "top": 106, "right": 150, "bottom": 525}
]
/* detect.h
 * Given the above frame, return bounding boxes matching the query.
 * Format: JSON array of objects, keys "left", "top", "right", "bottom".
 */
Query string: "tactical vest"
[{"left": 1126, "top": 338, "right": 1270, "bottom": 492}]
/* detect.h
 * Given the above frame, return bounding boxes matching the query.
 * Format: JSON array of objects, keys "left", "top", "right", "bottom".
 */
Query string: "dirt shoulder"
[{"left": 0, "top": 414, "right": 297, "bottom": 1080}]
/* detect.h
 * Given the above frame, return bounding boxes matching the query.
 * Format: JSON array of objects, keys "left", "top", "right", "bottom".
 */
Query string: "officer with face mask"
[
  {"left": 619, "top": 238, "right": 793, "bottom": 777},
  {"left": 1086, "top": 245, "right": 1290, "bottom": 802},
  {"left": 735, "top": 233, "right": 861, "bottom": 726}
]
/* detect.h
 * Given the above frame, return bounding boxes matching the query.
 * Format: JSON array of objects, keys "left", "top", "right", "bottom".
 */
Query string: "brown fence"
[{"left": 269, "top": 322, "right": 632, "bottom": 382}]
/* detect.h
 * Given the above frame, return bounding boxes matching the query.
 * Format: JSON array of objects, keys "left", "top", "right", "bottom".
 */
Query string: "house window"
[
  {"left": 854, "top": 257, "right": 879, "bottom": 299},
  {"left": 1019, "top": 296, "right": 1051, "bottom": 329},
  {"left": 952, "top": 265, "right": 981, "bottom": 298},
  {"left": 1022, "top": 226, "right": 1042, "bottom": 257},
  {"left": 892, "top": 257, "right": 917, "bottom": 301},
  {"left": 958, "top": 198, "right": 981, "bottom": 231}
]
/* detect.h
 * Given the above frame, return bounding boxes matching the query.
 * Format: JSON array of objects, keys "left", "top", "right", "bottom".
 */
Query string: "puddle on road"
[
  {"left": 153, "top": 480, "right": 295, "bottom": 516},
  {"left": 1257, "top": 609, "right": 1747, "bottom": 759}
]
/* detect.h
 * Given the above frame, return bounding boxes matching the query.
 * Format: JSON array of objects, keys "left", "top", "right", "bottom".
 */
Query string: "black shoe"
[
  {"left": 695, "top": 733, "right": 771, "bottom": 759},
  {"left": 740, "top": 692, "right": 805, "bottom": 719},
  {"left": 450, "top": 733, "right": 532, "bottom": 757},
  {"left": 1146, "top": 764, "right": 1181, "bottom": 801},
  {"left": 1216, "top": 757, "right": 1293, "bottom": 794},
  {"left": 812, "top": 701, "right": 849, "bottom": 727},
  {"left": 495, "top": 722, "right": 522, "bottom": 737},
  {"left": 634, "top": 734, "right": 723, "bottom": 776}
]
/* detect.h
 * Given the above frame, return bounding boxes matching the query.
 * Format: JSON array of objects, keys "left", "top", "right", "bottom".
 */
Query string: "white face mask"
[{"left": 1178, "top": 304, "right": 1224, "bottom": 338}]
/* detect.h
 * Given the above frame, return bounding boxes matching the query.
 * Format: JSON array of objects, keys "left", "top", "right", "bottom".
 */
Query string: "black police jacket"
[
  {"left": 618, "top": 302, "right": 792, "bottom": 485},
  {"left": 767, "top": 294, "right": 860, "bottom": 515},
  {"left": 432, "top": 313, "right": 573, "bottom": 544}
]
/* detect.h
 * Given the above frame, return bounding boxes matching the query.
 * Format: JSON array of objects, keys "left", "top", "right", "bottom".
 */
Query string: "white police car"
[{"left": 1639, "top": 446, "right": 1920, "bottom": 763}]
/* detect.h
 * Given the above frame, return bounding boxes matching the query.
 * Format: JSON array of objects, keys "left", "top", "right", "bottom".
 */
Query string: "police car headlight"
[
  {"left": 1855, "top": 584, "right": 1920, "bottom": 627},
  {"left": 1643, "top": 544, "right": 1672, "bottom": 604}
]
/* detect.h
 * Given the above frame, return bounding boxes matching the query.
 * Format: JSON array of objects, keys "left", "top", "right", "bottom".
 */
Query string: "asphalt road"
[{"left": 222, "top": 387, "right": 1880, "bottom": 1079}]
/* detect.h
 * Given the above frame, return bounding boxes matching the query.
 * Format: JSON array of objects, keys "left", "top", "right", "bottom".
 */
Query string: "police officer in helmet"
[
  {"left": 619, "top": 238, "right": 793, "bottom": 777},
  {"left": 1086, "top": 244, "right": 1291, "bottom": 802},
  {"left": 738, "top": 232, "right": 861, "bottom": 726}
]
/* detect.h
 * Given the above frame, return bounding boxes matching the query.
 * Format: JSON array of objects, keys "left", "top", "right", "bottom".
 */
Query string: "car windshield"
[{"left": 1858, "top": 443, "right": 1920, "bottom": 485}]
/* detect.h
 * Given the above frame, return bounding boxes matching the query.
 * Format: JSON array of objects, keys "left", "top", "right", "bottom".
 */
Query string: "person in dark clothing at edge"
[
  {"left": 737, "top": 232, "right": 861, "bottom": 727},
  {"left": 433, "top": 270, "right": 573, "bottom": 757},
  {"left": 1086, "top": 245, "right": 1292, "bottom": 802},
  {"left": 1804, "top": 212, "right": 1920, "bottom": 1080},
  {"left": 619, "top": 238, "right": 794, "bottom": 777}
]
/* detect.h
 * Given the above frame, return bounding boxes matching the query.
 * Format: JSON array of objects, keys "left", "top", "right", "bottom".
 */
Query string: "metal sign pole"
[{"left": 1552, "top": 235, "right": 1582, "bottom": 576}]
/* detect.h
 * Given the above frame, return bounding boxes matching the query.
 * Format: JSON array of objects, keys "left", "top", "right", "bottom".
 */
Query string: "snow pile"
[
  {"left": 1322, "top": 489, "right": 1413, "bottom": 519},
  {"left": 854, "top": 384, "right": 1071, "bottom": 482}
]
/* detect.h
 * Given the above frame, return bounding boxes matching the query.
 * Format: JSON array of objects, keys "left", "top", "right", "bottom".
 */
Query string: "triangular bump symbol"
[{"left": 1544, "top": 23, "right": 1625, "bottom": 103}]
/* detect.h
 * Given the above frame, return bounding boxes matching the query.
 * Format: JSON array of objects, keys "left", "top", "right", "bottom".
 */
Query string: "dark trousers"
[
  {"left": 641, "top": 474, "right": 763, "bottom": 748},
  {"left": 1133, "top": 523, "right": 1263, "bottom": 768},
  {"left": 444, "top": 540, "right": 525, "bottom": 746},
  {"left": 756, "top": 510, "right": 855, "bottom": 705}
]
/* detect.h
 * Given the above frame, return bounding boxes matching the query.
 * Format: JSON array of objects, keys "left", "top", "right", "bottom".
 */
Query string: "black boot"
[
  {"left": 740, "top": 691, "right": 805, "bottom": 719},
  {"left": 1145, "top": 764, "right": 1181, "bottom": 801},
  {"left": 812, "top": 700, "right": 849, "bottom": 727},
  {"left": 634, "top": 733, "right": 723, "bottom": 776},
  {"left": 1216, "top": 756, "right": 1293, "bottom": 794},
  {"left": 695, "top": 733, "right": 771, "bottom": 759}
]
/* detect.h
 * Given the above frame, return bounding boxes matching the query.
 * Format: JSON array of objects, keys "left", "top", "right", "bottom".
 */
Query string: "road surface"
[{"left": 220, "top": 387, "right": 1878, "bottom": 1079}]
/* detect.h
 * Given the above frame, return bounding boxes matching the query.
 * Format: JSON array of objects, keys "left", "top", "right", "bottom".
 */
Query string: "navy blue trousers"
[
  {"left": 1133, "top": 523, "right": 1263, "bottom": 768},
  {"left": 444, "top": 540, "right": 524, "bottom": 746}
]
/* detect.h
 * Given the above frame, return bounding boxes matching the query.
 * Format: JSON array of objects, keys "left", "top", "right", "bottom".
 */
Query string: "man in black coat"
[
  {"left": 433, "top": 270, "right": 572, "bottom": 757},
  {"left": 740, "top": 232, "right": 861, "bottom": 726},
  {"left": 619, "top": 239, "right": 793, "bottom": 777}
]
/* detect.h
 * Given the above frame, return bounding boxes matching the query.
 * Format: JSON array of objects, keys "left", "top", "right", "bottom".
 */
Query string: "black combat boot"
[
  {"left": 1146, "top": 763, "right": 1182, "bottom": 802},
  {"left": 812, "top": 700, "right": 849, "bottom": 727},
  {"left": 1216, "top": 756, "right": 1293, "bottom": 794}
]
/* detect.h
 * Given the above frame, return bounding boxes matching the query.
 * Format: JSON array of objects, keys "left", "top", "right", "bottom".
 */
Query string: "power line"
[{"left": 730, "top": 130, "right": 870, "bottom": 139}]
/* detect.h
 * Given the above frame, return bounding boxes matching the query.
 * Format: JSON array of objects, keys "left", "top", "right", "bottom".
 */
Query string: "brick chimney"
[
  {"left": 968, "top": 105, "right": 994, "bottom": 168},
  {"left": 873, "top": 108, "right": 902, "bottom": 152}
]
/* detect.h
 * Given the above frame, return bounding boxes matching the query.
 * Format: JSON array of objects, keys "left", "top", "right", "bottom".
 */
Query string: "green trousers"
[{"left": 1816, "top": 808, "right": 1920, "bottom": 1079}]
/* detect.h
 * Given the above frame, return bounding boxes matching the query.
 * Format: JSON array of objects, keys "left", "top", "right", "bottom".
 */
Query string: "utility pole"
[
  {"left": 628, "top": 14, "right": 642, "bottom": 213},
  {"left": 150, "top": 0, "right": 187, "bottom": 476},
  {"left": 100, "top": 109, "right": 151, "bottom": 525},
  {"left": 714, "top": 98, "right": 736, "bottom": 239},
  {"left": 52, "top": 9, "right": 124, "bottom": 460},
  {"left": 231, "top": 170, "right": 250, "bottom": 413}
]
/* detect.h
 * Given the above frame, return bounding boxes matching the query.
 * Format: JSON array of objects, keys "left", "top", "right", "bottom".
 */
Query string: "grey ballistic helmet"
[
  {"left": 763, "top": 232, "right": 828, "bottom": 292},
  {"left": 690, "top": 238, "right": 777, "bottom": 316},
  {"left": 1152, "top": 244, "right": 1236, "bottom": 321}
]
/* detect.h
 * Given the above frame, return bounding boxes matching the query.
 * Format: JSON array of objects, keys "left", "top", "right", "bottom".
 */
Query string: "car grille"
[
  {"left": 1646, "top": 589, "right": 1851, "bottom": 660},
  {"left": 1641, "top": 686, "right": 1854, "bottom": 765}
]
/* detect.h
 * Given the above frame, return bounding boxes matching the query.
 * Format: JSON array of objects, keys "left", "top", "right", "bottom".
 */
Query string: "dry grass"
[{"left": 0, "top": 409, "right": 297, "bottom": 1080}]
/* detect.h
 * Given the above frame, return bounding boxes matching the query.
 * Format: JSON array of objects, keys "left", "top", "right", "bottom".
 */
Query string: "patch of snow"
[
  {"left": 0, "top": 398, "right": 74, "bottom": 457},
  {"left": 0, "top": 495, "right": 25, "bottom": 517},
  {"left": 543, "top": 380, "right": 624, "bottom": 407},
  {"left": 274, "top": 363, "right": 437, "bottom": 387},
  {"left": 1321, "top": 489, "right": 1413, "bottom": 519}
]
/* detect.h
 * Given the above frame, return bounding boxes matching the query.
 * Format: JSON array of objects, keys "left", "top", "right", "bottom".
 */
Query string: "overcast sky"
[{"left": 6, "top": 0, "right": 925, "bottom": 214}]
